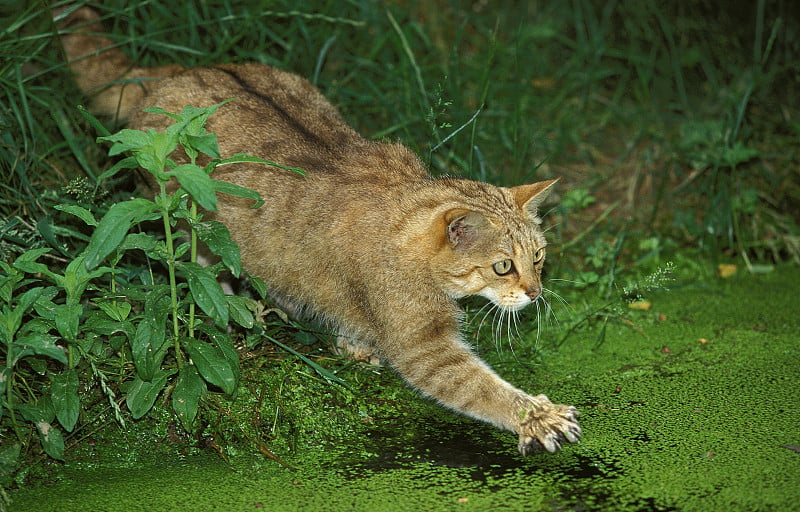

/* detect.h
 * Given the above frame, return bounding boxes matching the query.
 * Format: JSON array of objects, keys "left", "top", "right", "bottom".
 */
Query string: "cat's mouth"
[
  {"left": 480, "top": 289, "right": 533, "bottom": 312},
  {"left": 501, "top": 297, "right": 533, "bottom": 312}
]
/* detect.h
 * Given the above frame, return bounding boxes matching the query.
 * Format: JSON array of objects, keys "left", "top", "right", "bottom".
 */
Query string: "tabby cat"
[{"left": 58, "top": 6, "right": 580, "bottom": 455}]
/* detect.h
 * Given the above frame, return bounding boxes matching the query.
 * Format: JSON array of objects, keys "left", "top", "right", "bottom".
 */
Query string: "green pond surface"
[{"left": 12, "top": 265, "right": 800, "bottom": 511}]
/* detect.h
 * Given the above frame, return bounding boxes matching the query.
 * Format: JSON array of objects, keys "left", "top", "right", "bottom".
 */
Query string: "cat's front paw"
[{"left": 516, "top": 394, "right": 581, "bottom": 455}]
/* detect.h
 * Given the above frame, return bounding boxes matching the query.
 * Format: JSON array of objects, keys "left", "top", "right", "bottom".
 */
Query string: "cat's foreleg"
[{"left": 383, "top": 320, "right": 580, "bottom": 454}]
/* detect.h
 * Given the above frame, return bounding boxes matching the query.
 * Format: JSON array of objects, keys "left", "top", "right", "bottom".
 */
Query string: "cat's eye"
[
  {"left": 533, "top": 248, "right": 545, "bottom": 264},
  {"left": 493, "top": 259, "right": 514, "bottom": 276}
]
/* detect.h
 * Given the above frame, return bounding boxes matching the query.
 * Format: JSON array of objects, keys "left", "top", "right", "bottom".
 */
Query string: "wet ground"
[{"left": 12, "top": 264, "right": 800, "bottom": 511}]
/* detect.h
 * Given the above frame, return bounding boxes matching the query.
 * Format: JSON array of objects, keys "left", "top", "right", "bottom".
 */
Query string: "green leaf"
[
  {"left": 12, "top": 259, "right": 52, "bottom": 277},
  {"left": 193, "top": 221, "right": 241, "bottom": 277},
  {"left": 211, "top": 179, "right": 264, "bottom": 208},
  {"left": 125, "top": 370, "right": 173, "bottom": 419},
  {"left": 174, "top": 241, "right": 191, "bottom": 260},
  {"left": 216, "top": 153, "right": 305, "bottom": 175},
  {"left": 54, "top": 303, "right": 81, "bottom": 341},
  {"left": 150, "top": 101, "right": 233, "bottom": 161},
  {"left": 119, "top": 232, "right": 167, "bottom": 261},
  {"left": 180, "top": 262, "right": 228, "bottom": 327},
  {"left": 17, "top": 400, "right": 54, "bottom": 423},
  {"left": 168, "top": 164, "right": 217, "bottom": 212},
  {"left": 131, "top": 291, "right": 170, "bottom": 382},
  {"left": 51, "top": 369, "right": 80, "bottom": 432},
  {"left": 17, "top": 398, "right": 65, "bottom": 459},
  {"left": 0, "top": 287, "right": 46, "bottom": 346},
  {"left": 78, "top": 104, "right": 112, "bottom": 137},
  {"left": 120, "top": 232, "right": 159, "bottom": 252},
  {"left": 98, "top": 128, "right": 151, "bottom": 157},
  {"left": 27, "top": 356, "right": 49, "bottom": 375},
  {"left": 84, "top": 198, "right": 158, "bottom": 269},
  {"left": 53, "top": 204, "right": 97, "bottom": 227},
  {"left": 184, "top": 337, "right": 237, "bottom": 394},
  {"left": 720, "top": 140, "right": 760, "bottom": 168},
  {"left": 13, "top": 333, "right": 67, "bottom": 365},
  {"left": 139, "top": 131, "right": 179, "bottom": 176},
  {"left": 226, "top": 295, "right": 256, "bottom": 329},
  {"left": 16, "top": 286, "right": 47, "bottom": 313},
  {"left": 32, "top": 287, "right": 61, "bottom": 322},
  {"left": 142, "top": 106, "right": 181, "bottom": 121},
  {"left": 11, "top": 248, "right": 53, "bottom": 279},
  {"left": 13, "top": 247, "right": 51, "bottom": 266},
  {"left": 37, "top": 422, "right": 65, "bottom": 460},
  {"left": 269, "top": 336, "right": 351, "bottom": 390},
  {"left": 173, "top": 101, "right": 233, "bottom": 137},
  {"left": 96, "top": 156, "right": 139, "bottom": 183},
  {"left": 197, "top": 324, "right": 239, "bottom": 384},
  {"left": 95, "top": 300, "right": 132, "bottom": 322},
  {"left": 248, "top": 274, "right": 268, "bottom": 299},
  {"left": 63, "top": 255, "right": 111, "bottom": 305},
  {"left": 132, "top": 318, "right": 162, "bottom": 381},
  {"left": 84, "top": 310, "right": 135, "bottom": 338},
  {"left": 37, "top": 216, "right": 71, "bottom": 257},
  {"left": 184, "top": 133, "right": 220, "bottom": 159},
  {"left": 172, "top": 364, "right": 206, "bottom": 430}
]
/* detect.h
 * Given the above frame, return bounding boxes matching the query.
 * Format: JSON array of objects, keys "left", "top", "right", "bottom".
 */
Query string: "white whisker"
[
  {"left": 511, "top": 309, "right": 522, "bottom": 340},
  {"left": 506, "top": 309, "right": 513, "bottom": 349},
  {"left": 492, "top": 306, "right": 503, "bottom": 352},
  {"left": 469, "top": 292, "right": 556, "bottom": 359},
  {"left": 539, "top": 287, "right": 570, "bottom": 334},
  {"left": 470, "top": 301, "right": 494, "bottom": 343},
  {"left": 546, "top": 277, "right": 581, "bottom": 286}
]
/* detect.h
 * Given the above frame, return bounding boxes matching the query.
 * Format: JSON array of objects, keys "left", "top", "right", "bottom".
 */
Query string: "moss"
[{"left": 11, "top": 265, "right": 800, "bottom": 511}]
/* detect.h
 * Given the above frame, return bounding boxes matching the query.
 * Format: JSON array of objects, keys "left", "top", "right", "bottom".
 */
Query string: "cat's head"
[{"left": 436, "top": 179, "right": 557, "bottom": 311}]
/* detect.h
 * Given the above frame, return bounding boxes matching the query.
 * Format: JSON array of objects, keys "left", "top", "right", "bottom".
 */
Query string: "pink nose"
[{"left": 527, "top": 288, "right": 541, "bottom": 300}]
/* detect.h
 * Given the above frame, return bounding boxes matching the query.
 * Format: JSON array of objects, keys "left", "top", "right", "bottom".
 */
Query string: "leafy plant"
[
  {"left": 71, "top": 101, "right": 290, "bottom": 426},
  {"left": 0, "top": 100, "right": 302, "bottom": 464}
]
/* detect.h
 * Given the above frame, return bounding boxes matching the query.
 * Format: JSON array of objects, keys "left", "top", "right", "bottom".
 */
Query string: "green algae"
[{"left": 11, "top": 265, "right": 800, "bottom": 511}]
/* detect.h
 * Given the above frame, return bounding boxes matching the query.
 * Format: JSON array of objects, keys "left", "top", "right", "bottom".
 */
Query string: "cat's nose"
[{"left": 527, "top": 288, "right": 541, "bottom": 300}]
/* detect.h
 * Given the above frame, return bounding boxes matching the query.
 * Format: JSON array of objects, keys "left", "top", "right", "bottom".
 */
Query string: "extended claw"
[{"left": 516, "top": 400, "right": 581, "bottom": 455}]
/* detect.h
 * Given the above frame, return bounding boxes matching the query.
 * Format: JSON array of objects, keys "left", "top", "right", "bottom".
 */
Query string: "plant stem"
[
  {"left": 188, "top": 199, "right": 198, "bottom": 339},
  {"left": 5, "top": 348, "right": 22, "bottom": 441},
  {"left": 159, "top": 183, "right": 184, "bottom": 370}
]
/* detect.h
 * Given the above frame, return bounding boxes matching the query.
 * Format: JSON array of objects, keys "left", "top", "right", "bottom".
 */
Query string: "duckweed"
[{"left": 12, "top": 266, "right": 800, "bottom": 511}]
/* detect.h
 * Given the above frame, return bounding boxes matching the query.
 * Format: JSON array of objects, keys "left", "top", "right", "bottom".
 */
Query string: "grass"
[
  {"left": 4, "top": 1, "right": 798, "bottom": 261},
  {"left": 0, "top": 0, "right": 799, "bottom": 495}
]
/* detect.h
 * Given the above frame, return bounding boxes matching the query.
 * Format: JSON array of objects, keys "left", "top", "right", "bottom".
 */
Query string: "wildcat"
[{"left": 58, "top": 6, "right": 580, "bottom": 455}]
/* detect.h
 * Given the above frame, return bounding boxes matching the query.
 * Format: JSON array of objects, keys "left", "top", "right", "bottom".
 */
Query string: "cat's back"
[
  {"left": 128, "top": 62, "right": 429, "bottom": 185},
  {"left": 127, "top": 63, "right": 349, "bottom": 170}
]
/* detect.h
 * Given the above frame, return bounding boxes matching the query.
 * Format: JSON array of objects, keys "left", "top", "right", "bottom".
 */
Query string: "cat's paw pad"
[{"left": 516, "top": 394, "right": 581, "bottom": 455}]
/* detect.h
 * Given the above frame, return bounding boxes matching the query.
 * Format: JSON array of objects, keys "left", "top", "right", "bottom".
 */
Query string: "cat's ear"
[
  {"left": 445, "top": 210, "right": 488, "bottom": 250},
  {"left": 511, "top": 178, "right": 559, "bottom": 221}
]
